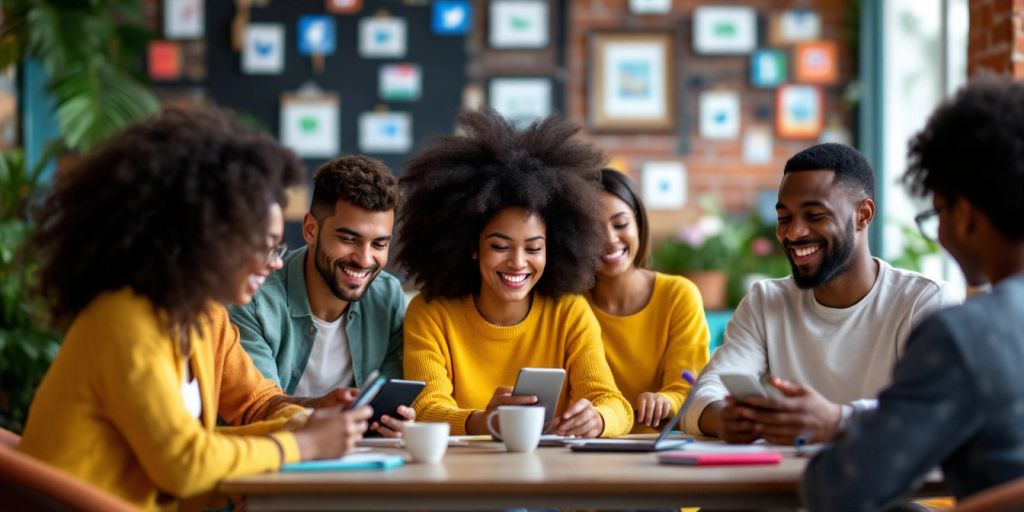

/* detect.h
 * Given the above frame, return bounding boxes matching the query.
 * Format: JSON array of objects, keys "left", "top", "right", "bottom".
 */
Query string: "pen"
[
  {"left": 682, "top": 370, "right": 696, "bottom": 385},
  {"left": 795, "top": 430, "right": 813, "bottom": 457}
]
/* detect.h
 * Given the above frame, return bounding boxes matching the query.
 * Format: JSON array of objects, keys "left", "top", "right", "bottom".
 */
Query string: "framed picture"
[
  {"left": 298, "top": 15, "right": 336, "bottom": 56},
  {"left": 433, "top": 0, "right": 472, "bottom": 35},
  {"left": 588, "top": 31, "right": 675, "bottom": 133},
  {"left": 776, "top": 85, "right": 823, "bottom": 139},
  {"left": 489, "top": 0, "right": 549, "bottom": 49},
  {"left": 750, "top": 49, "right": 786, "bottom": 88},
  {"left": 629, "top": 0, "right": 671, "bottom": 14},
  {"left": 359, "top": 111, "right": 413, "bottom": 154},
  {"left": 242, "top": 23, "right": 285, "bottom": 75},
  {"left": 147, "top": 41, "right": 182, "bottom": 81},
  {"left": 768, "top": 9, "right": 822, "bottom": 45},
  {"left": 280, "top": 92, "right": 340, "bottom": 158},
  {"left": 794, "top": 41, "right": 839, "bottom": 84},
  {"left": 164, "top": 0, "right": 204, "bottom": 40},
  {"left": 699, "top": 90, "right": 740, "bottom": 140},
  {"left": 488, "top": 77, "right": 552, "bottom": 129},
  {"left": 692, "top": 6, "right": 757, "bottom": 55},
  {"left": 641, "top": 161, "right": 687, "bottom": 210},
  {"left": 379, "top": 64, "right": 422, "bottom": 102},
  {"left": 325, "top": 0, "right": 362, "bottom": 14},
  {"left": 360, "top": 17, "right": 407, "bottom": 58}
]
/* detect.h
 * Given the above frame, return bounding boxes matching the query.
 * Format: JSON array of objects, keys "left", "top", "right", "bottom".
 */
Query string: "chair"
[
  {"left": 0, "top": 440, "right": 137, "bottom": 511},
  {"left": 952, "top": 478, "right": 1024, "bottom": 512}
]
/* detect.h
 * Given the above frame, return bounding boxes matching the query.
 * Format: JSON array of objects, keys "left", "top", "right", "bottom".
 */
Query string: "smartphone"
[
  {"left": 348, "top": 372, "right": 388, "bottom": 410},
  {"left": 719, "top": 373, "right": 784, "bottom": 401},
  {"left": 511, "top": 368, "right": 566, "bottom": 430},
  {"left": 366, "top": 379, "right": 426, "bottom": 428}
]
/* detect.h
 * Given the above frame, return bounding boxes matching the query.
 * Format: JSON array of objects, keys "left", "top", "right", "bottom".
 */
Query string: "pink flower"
[
  {"left": 751, "top": 237, "right": 773, "bottom": 256},
  {"left": 676, "top": 225, "right": 706, "bottom": 247}
]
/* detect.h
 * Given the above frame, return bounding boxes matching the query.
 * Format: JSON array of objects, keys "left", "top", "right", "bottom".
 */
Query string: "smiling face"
[
  {"left": 306, "top": 200, "right": 394, "bottom": 302},
  {"left": 775, "top": 170, "right": 860, "bottom": 289},
  {"left": 476, "top": 207, "right": 547, "bottom": 308},
  {"left": 226, "top": 202, "right": 285, "bottom": 305},
  {"left": 596, "top": 192, "right": 639, "bottom": 278}
]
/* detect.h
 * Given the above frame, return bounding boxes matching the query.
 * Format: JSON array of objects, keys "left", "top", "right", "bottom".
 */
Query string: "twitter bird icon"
[{"left": 433, "top": 1, "right": 471, "bottom": 35}]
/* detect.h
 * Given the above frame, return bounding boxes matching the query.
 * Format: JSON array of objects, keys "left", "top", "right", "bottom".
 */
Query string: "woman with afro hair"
[
  {"left": 397, "top": 108, "right": 633, "bottom": 437},
  {"left": 586, "top": 169, "right": 710, "bottom": 433},
  {"left": 19, "top": 106, "right": 372, "bottom": 511}
]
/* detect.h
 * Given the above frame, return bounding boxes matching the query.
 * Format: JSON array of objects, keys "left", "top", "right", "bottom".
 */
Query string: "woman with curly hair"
[
  {"left": 19, "top": 106, "right": 371, "bottom": 511},
  {"left": 586, "top": 169, "right": 710, "bottom": 433},
  {"left": 398, "top": 108, "right": 633, "bottom": 438}
]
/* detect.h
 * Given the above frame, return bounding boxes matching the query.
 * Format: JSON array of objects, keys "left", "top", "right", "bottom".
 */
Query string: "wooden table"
[{"left": 220, "top": 439, "right": 946, "bottom": 511}]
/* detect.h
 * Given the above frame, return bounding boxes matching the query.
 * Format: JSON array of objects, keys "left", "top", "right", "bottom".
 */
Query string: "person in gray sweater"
[{"left": 802, "top": 76, "right": 1024, "bottom": 511}]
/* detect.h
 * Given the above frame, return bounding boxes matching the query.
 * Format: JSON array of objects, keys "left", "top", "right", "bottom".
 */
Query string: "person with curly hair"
[
  {"left": 18, "top": 106, "right": 372, "bottom": 511},
  {"left": 803, "top": 76, "right": 1024, "bottom": 510},
  {"left": 586, "top": 169, "right": 710, "bottom": 433},
  {"left": 231, "top": 155, "right": 414, "bottom": 438},
  {"left": 398, "top": 108, "right": 633, "bottom": 438}
]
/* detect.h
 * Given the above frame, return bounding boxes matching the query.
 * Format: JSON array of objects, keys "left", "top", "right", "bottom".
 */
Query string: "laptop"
[{"left": 568, "top": 405, "right": 691, "bottom": 452}]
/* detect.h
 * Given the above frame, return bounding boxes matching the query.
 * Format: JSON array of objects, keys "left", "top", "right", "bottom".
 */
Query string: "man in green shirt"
[{"left": 231, "top": 155, "right": 412, "bottom": 436}]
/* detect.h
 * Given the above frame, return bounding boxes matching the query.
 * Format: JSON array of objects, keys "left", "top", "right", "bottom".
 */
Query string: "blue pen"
[
  {"left": 681, "top": 370, "right": 697, "bottom": 385},
  {"left": 795, "top": 430, "right": 813, "bottom": 457}
]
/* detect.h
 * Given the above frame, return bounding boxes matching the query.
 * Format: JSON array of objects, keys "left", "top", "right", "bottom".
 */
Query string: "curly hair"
[
  {"left": 32, "top": 105, "right": 304, "bottom": 331},
  {"left": 784, "top": 143, "right": 875, "bottom": 201},
  {"left": 903, "top": 76, "right": 1024, "bottom": 241},
  {"left": 599, "top": 169, "right": 650, "bottom": 268},
  {"left": 311, "top": 155, "right": 401, "bottom": 220},
  {"left": 396, "top": 107, "right": 607, "bottom": 300}
]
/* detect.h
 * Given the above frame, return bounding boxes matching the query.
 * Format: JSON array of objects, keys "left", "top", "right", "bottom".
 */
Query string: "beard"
[
  {"left": 787, "top": 219, "right": 855, "bottom": 290},
  {"left": 314, "top": 235, "right": 381, "bottom": 302}
]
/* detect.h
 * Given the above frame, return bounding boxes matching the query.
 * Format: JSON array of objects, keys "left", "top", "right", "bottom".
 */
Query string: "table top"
[{"left": 219, "top": 437, "right": 947, "bottom": 510}]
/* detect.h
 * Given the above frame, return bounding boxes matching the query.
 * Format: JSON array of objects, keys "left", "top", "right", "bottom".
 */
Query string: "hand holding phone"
[
  {"left": 719, "top": 373, "right": 784, "bottom": 402},
  {"left": 348, "top": 371, "right": 388, "bottom": 410}
]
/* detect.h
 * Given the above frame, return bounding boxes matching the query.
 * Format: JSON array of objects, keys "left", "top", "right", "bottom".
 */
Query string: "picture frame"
[
  {"left": 641, "top": 161, "right": 687, "bottom": 210},
  {"left": 359, "top": 111, "right": 413, "bottom": 154},
  {"left": 775, "top": 84, "right": 823, "bottom": 139},
  {"left": 692, "top": 6, "right": 757, "bottom": 55},
  {"left": 629, "top": 0, "right": 672, "bottom": 15},
  {"left": 489, "top": 0, "right": 549, "bottom": 49},
  {"left": 242, "top": 23, "right": 285, "bottom": 75},
  {"left": 164, "top": 0, "right": 204, "bottom": 40},
  {"left": 794, "top": 41, "right": 839, "bottom": 84},
  {"left": 488, "top": 77, "right": 553, "bottom": 129},
  {"left": 750, "top": 49, "right": 786, "bottom": 88},
  {"left": 280, "top": 92, "right": 340, "bottom": 158},
  {"left": 433, "top": 0, "right": 472, "bottom": 35},
  {"left": 360, "top": 17, "right": 407, "bottom": 59},
  {"left": 379, "top": 64, "right": 422, "bottom": 102},
  {"left": 699, "top": 90, "right": 740, "bottom": 140},
  {"left": 325, "top": 0, "right": 362, "bottom": 14},
  {"left": 588, "top": 31, "right": 675, "bottom": 133},
  {"left": 768, "top": 9, "right": 822, "bottom": 46}
]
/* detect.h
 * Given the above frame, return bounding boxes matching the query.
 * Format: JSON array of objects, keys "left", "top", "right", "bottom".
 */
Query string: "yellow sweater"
[
  {"left": 404, "top": 293, "right": 633, "bottom": 436},
  {"left": 587, "top": 273, "right": 710, "bottom": 433},
  {"left": 19, "top": 289, "right": 300, "bottom": 512}
]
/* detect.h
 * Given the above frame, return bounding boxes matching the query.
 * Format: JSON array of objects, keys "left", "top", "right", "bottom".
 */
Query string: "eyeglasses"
[
  {"left": 914, "top": 203, "right": 951, "bottom": 242},
  {"left": 266, "top": 242, "right": 288, "bottom": 265}
]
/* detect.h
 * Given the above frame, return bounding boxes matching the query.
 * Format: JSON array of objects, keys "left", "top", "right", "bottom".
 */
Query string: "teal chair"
[{"left": 705, "top": 310, "right": 733, "bottom": 352}]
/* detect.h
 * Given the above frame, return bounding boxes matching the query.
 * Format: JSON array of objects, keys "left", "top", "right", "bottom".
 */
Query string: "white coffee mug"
[
  {"left": 486, "top": 405, "right": 544, "bottom": 453},
  {"left": 403, "top": 422, "right": 450, "bottom": 463}
]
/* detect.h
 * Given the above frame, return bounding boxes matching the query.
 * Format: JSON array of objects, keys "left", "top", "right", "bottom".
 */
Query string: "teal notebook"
[{"left": 282, "top": 453, "right": 405, "bottom": 472}]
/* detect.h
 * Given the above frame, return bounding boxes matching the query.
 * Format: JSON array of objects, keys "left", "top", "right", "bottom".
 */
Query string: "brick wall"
[
  {"left": 560, "top": 0, "right": 857, "bottom": 239},
  {"left": 968, "top": 0, "right": 1024, "bottom": 77}
]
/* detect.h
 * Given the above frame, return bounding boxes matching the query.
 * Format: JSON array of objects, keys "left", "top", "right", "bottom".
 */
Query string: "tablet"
[
  {"left": 512, "top": 368, "right": 566, "bottom": 431},
  {"left": 367, "top": 378, "right": 426, "bottom": 427}
]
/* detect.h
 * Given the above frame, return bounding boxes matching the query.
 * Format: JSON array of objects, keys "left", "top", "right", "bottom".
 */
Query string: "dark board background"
[{"left": 205, "top": 0, "right": 468, "bottom": 176}]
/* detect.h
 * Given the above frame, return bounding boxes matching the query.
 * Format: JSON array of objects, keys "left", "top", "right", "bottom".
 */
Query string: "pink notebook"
[{"left": 657, "top": 451, "right": 783, "bottom": 466}]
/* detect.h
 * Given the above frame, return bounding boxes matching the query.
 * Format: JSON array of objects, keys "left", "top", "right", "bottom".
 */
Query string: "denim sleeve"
[
  {"left": 801, "top": 316, "right": 981, "bottom": 511},
  {"left": 378, "top": 275, "right": 407, "bottom": 380}
]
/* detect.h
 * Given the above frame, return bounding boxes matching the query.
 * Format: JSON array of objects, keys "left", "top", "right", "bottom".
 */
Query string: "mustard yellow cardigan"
[{"left": 19, "top": 289, "right": 300, "bottom": 511}]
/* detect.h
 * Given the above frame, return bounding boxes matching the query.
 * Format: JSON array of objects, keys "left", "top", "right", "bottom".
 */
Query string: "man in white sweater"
[{"left": 682, "top": 143, "right": 960, "bottom": 444}]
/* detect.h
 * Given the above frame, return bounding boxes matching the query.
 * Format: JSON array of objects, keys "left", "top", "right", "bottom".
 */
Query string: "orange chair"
[
  {"left": 0, "top": 439, "right": 137, "bottom": 511},
  {"left": 952, "top": 478, "right": 1024, "bottom": 512}
]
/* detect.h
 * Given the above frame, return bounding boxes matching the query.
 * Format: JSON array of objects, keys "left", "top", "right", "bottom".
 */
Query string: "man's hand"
[
  {"left": 699, "top": 399, "right": 762, "bottom": 444},
  {"left": 635, "top": 392, "right": 673, "bottom": 428},
  {"left": 371, "top": 405, "right": 416, "bottom": 438},
  {"left": 548, "top": 399, "right": 604, "bottom": 438},
  {"left": 736, "top": 376, "right": 842, "bottom": 445},
  {"left": 292, "top": 405, "right": 372, "bottom": 460},
  {"left": 464, "top": 386, "right": 538, "bottom": 435}
]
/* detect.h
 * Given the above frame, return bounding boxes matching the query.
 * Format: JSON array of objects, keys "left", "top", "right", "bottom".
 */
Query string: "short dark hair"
[
  {"left": 32, "top": 105, "right": 304, "bottom": 330},
  {"left": 599, "top": 169, "right": 650, "bottom": 268},
  {"left": 396, "top": 107, "right": 607, "bottom": 300},
  {"left": 311, "top": 155, "right": 401, "bottom": 220},
  {"left": 783, "top": 143, "right": 875, "bottom": 201},
  {"left": 903, "top": 76, "right": 1024, "bottom": 240}
]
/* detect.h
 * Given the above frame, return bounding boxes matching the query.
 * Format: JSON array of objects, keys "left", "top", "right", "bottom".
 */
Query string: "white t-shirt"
[
  {"left": 682, "top": 258, "right": 962, "bottom": 435},
  {"left": 292, "top": 312, "right": 354, "bottom": 397},
  {"left": 181, "top": 359, "right": 201, "bottom": 420}
]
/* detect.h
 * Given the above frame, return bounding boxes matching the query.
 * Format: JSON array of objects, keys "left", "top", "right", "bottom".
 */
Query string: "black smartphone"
[{"left": 367, "top": 379, "right": 426, "bottom": 427}]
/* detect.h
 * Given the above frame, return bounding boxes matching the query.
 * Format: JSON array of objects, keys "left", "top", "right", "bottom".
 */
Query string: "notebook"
[
  {"left": 281, "top": 453, "right": 405, "bottom": 472},
  {"left": 568, "top": 405, "right": 692, "bottom": 452},
  {"left": 657, "top": 451, "right": 783, "bottom": 466}
]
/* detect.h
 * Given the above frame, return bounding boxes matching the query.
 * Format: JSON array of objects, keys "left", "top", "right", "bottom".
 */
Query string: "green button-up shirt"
[{"left": 229, "top": 247, "right": 406, "bottom": 394}]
